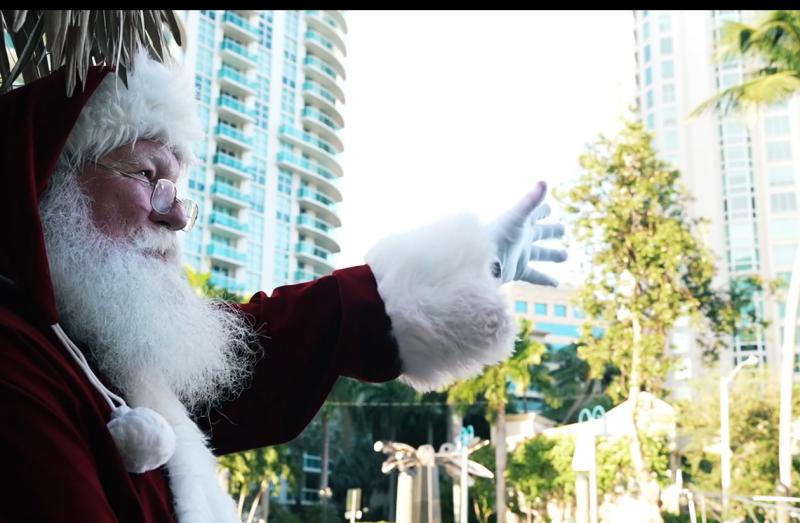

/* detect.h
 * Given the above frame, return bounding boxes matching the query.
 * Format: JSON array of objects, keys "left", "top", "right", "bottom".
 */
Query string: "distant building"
[
  {"left": 179, "top": 10, "right": 347, "bottom": 295},
  {"left": 632, "top": 10, "right": 800, "bottom": 395}
]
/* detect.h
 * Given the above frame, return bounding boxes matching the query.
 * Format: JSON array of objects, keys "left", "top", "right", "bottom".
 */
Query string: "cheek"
[{"left": 80, "top": 179, "right": 152, "bottom": 237}]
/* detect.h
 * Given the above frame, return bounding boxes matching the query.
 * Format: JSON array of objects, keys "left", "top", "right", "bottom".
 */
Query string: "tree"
[
  {"left": 447, "top": 318, "right": 546, "bottom": 523},
  {"left": 534, "top": 342, "right": 616, "bottom": 425},
  {"left": 678, "top": 370, "right": 800, "bottom": 519},
  {"left": 218, "top": 445, "right": 293, "bottom": 523},
  {"left": 184, "top": 266, "right": 245, "bottom": 302},
  {"left": 506, "top": 435, "right": 575, "bottom": 521},
  {"left": 690, "top": 10, "right": 800, "bottom": 118},
  {"left": 559, "top": 118, "right": 762, "bottom": 522},
  {"left": 0, "top": 10, "right": 184, "bottom": 95}
]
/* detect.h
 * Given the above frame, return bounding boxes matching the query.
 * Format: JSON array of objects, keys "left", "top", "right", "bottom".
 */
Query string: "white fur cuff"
[{"left": 365, "top": 214, "right": 516, "bottom": 391}]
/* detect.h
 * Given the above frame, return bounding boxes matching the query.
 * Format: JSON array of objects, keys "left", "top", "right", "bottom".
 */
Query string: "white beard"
[{"left": 39, "top": 167, "right": 258, "bottom": 413}]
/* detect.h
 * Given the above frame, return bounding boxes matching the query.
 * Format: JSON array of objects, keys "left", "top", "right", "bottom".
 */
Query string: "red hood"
[{"left": 0, "top": 67, "right": 112, "bottom": 325}]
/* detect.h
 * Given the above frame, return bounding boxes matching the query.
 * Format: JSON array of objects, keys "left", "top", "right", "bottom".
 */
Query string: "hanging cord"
[
  {"left": 49, "top": 323, "right": 177, "bottom": 473},
  {"left": 51, "top": 323, "right": 127, "bottom": 410}
]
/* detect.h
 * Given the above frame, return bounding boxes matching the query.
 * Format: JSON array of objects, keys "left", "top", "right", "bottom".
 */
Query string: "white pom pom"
[{"left": 107, "top": 405, "right": 177, "bottom": 474}]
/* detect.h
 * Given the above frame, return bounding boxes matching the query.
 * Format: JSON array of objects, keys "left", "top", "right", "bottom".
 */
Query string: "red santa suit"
[{"left": 0, "top": 59, "right": 515, "bottom": 522}]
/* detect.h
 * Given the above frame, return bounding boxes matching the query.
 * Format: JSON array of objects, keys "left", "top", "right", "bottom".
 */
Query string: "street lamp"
[
  {"left": 778, "top": 248, "right": 800, "bottom": 523},
  {"left": 720, "top": 353, "right": 759, "bottom": 518}
]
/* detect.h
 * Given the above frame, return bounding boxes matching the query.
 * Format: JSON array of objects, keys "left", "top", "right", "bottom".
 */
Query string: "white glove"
[{"left": 487, "top": 181, "right": 567, "bottom": 286}]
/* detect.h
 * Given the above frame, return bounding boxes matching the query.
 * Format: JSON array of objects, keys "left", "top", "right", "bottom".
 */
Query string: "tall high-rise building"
[
  {"left": 632, "top": 10, "right": 800, "bottom": 394},
  {"left": 179, "top": 10, "right": 346, "bottom": 295}
]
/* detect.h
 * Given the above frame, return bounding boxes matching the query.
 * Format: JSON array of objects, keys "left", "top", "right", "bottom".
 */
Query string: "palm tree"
[
  {"left": 689, "top": 11, "right": 800, "bottom": 523},
  {"left": 690, "top": 10, "right": 800, "bottom": 117},
  {"left": 0, "top": 10, "right": 184, "bottom": 95},
  {"left": 447, "top": 318, "right": 545, "bottom": 523}
]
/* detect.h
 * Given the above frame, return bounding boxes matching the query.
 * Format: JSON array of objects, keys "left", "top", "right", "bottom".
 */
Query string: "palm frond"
[
  {"left": 689, "top": 70, "right": 800, "bottom": 118},
  {"left": 0, "top": 10, "right": 185, "bottom": 96}
]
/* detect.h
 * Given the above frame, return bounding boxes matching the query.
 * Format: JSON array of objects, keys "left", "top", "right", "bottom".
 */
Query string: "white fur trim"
[
  {"left": 63, "top": 49, "right": 201, "bottom": 167},
  {"left": 130, "top": 381, "right": 239, "bottom": 523},
  {"left": 365, "top": 214, "right": 516, "bottom": 391},
  {"left": 107, "top": 405, "right": 176, "bottom": 473}
]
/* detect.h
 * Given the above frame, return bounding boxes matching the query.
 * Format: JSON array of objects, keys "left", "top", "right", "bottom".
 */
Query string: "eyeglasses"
[{"left": 94, "top": 162, "right": 199, "bottom": 232}]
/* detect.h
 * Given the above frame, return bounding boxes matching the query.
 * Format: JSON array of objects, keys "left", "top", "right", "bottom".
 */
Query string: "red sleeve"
[{"left": 201, "top": 265, "right": 401, "bottom": 455}]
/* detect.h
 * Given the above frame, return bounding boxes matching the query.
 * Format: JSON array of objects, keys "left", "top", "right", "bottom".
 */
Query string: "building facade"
[
  {"left": 632, "top": 10, "right": 800, "bottom": 394},
  {"left": 179, "top": 10, "right": 347, "bottom": 295},
  {"left": 504, "top": 282, "right": 587, "bottom": 411}
]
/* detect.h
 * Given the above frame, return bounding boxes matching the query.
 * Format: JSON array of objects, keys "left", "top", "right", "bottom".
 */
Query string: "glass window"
[
  {"left": 661, "top": 60, "right": 674, "bottom": 79},
  {"left": 658, "top": 15, "right": 671, "bottom": 32},
  {"left": 719, "top": 72, "right": 742, "bottom": 89},
  {"left": 728, "top": 196, "right": 752, "bottom": 211},
  {"left": 770, "top": 218, "right": 800, "bottom": 240},
  {"left": 646, "top": 113, "right": 655, "bottom": 130},
  {"left": 773, "top": 244, "right": 798, "bottom": 267},
  {"left": 555, "top": 305, "right": 567, "bottom": 317},
  {"left": 643, "top": 22, "right": 650, "bottom": 39},
  {"left": 663, "top": 84, "right": 675, "bottom": 103},
  {"left": 769, "top": 166, "right": 794, "bottom": 187},
  {"left": 728, "top": 222, "right": 756, "bottom": 245},
  {"left": 723, "top": 146, "right": 747, "bottom": 162},
  {"left": 767, "top": 142, "right": 793, "bottom": 162},
  {"left": 765, "top": 115, "right": 790, "bottom": 137},
  {"left": 771, "top": 192, "right": 797, "bottom": 212},
  {"left": 729, "top": 247, "right": 755, "bottom": 272},
  {"left": 535, "top": 303, "right": 548, "bottom": 316},
  {"left": 646, "top": 90, "right": 654, "bottom": 109},
  {"left": 663, "top": 130, "right": 678, "bottom": 150},
  {"left": 573, "top": 307, "right": 586, "bottom": 319},
  {"left": 644, "top": 44, "right": 651, "bottom": 62},
  {"left": 645, "top": 67, "right": 653, "bottom": 85},
  {"left": 663, "top": 105, "right": 677, "bottom": 126},
  {"left": 515, "top": 300, "right": 528, "bottom": 313},
  {"left": 660, "top": 37, "right": 673, "bottom": 54}
]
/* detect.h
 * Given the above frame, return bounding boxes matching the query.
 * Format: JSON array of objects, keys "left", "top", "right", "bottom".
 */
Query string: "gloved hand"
[{"left": 487, "top": 181, "right": 567, "bottom": 286}]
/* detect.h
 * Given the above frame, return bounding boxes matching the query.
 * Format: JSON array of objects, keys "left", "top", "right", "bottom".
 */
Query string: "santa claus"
[{"left": 0, "top": 49, "right": 565, "bottom": 522}]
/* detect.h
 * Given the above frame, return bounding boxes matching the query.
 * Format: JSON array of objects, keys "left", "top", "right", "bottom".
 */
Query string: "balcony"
[
  {"left": 221, "top": 39, "right": 258, "bottom": 69},
  {"left": 297, "top": 186, "right": 340, "bottom": 227},
  {"left": 215, "top": 123, "right": 254, "bottom": 150},
  {"left": 296, "top": 241, "right": 335, "bottom": 272},
  {"left": 301, "top": 106, "right": 340, "bottom": 132},
  {"left": 213, "top": 153, "right": 255, "bottom": 180},
  {"left": 304, "top": 55, "right": 337, "bottom": 82},
  {"left": 293, "top": 270, "right": 326, "bottom": 283},
  {"left": 211, "top": 182, "right": 251, "bottom": 206},
  {"left": 209, "top": 211, "right": 249, "bottom": 235},
  {"left": 301, "top": 81, "right": 342, "bottom": 125},
  {"left": 301, "top": 107, "right": 342, "bottom": 150},
  {"left": 297, "top": 214, "right": 340, "bottom": 253},
  {"left": 222, "top": 11, "right": 260, "bottom": 41},
  {"left": 278, "top": 125, "right": 342, "bottom": 173},
  {"left": 278, "top": 152, "right": 341, "bottom": 199},
  {"left": 210, "top": 273, "right": 247, "bottom": 293},
  {"left": 217, "top": 95, "right": 256, "bottom": 123},
  {"left": 305, "top": 11, "right": 346, "bottom": 56},
  {"left": 326, "top": 10, "right": 348, "bottom": 34},
  {"left": 218, "top": 67, "right": 258, "bottom": 96},
  {"left": 304, "top": 30, "right": 346, "bottom": 79},
  {"left": 207, "top": 243, "right": 248, "bottom": 265}
]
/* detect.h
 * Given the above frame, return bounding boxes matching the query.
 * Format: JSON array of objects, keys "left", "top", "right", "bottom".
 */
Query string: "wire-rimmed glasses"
[{"left": 93, "top": 162, "right": 198, "bottom": 231}]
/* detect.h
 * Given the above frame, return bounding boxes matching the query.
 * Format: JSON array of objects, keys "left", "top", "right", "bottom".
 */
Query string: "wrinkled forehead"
[{"left": 99, "top": 140, "right": 183, "bottom": 176}]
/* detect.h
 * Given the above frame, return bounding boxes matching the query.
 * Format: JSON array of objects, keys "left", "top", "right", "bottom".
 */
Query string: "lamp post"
[
  {"left": 778, "top": 248, "right": 800, "bottom": 523},
  {"left": 720, "top": 353, "right": 759, "bottom": 519}
]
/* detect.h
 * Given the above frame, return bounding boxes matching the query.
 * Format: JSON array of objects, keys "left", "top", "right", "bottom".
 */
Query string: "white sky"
[{"left": 336, "top": 10, "right": 637, "bottom": 285}]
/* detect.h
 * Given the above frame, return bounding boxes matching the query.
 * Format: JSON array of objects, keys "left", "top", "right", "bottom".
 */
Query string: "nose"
[{"left": 149, "top": 203, "right": 188, "bottom": 231}]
